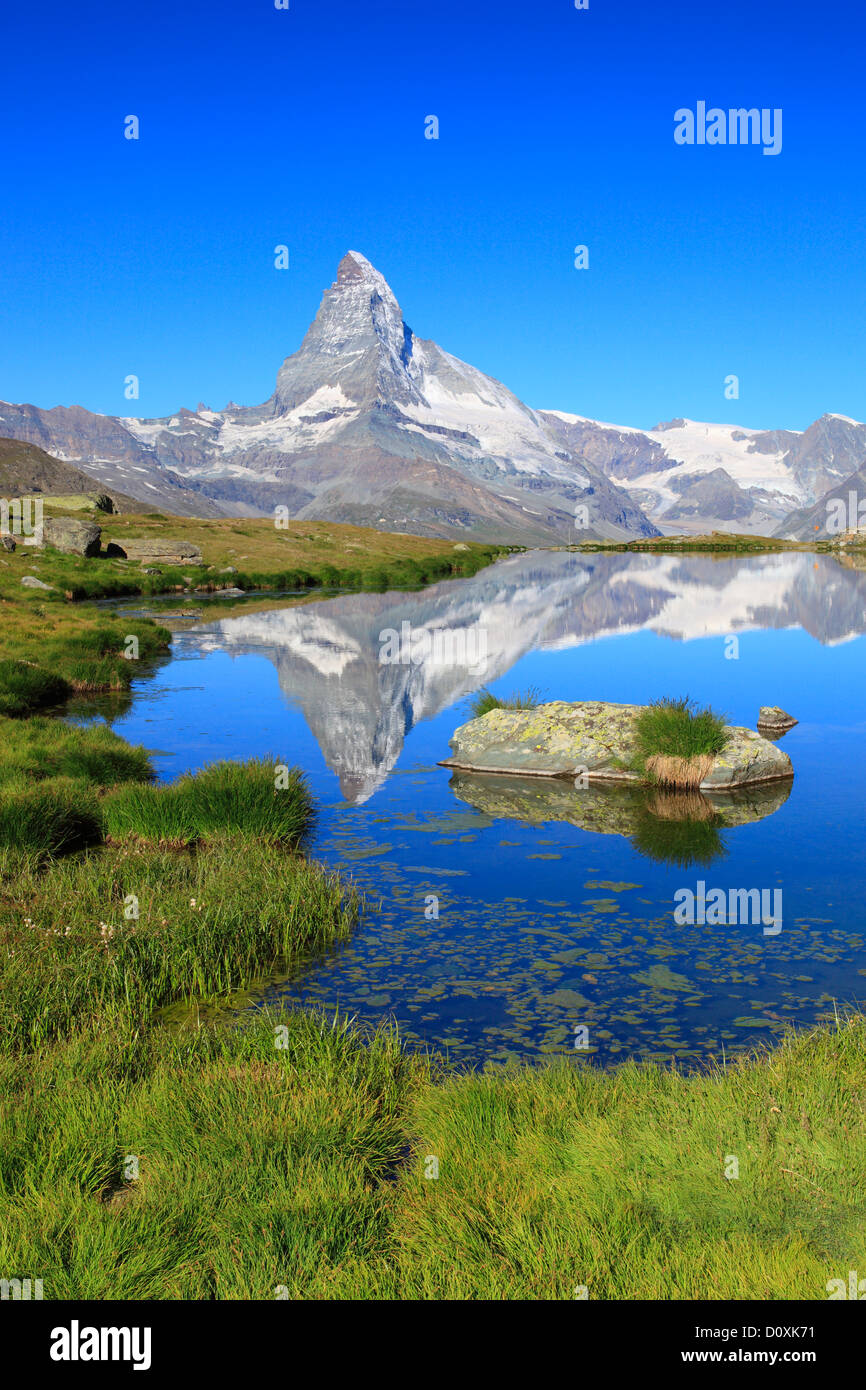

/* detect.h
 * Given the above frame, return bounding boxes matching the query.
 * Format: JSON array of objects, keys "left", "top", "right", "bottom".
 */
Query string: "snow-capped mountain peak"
[{"left": 0, "top": 252, "right": 862, "bottom": 540}]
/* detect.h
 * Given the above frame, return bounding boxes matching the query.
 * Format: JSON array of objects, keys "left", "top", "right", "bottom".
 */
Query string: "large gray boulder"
[
  {"left": 441, "top": 700, "right": 793, "bottom": 790},
  {"left": 43, "top": 516, "right": 101, "bottom": 557}
]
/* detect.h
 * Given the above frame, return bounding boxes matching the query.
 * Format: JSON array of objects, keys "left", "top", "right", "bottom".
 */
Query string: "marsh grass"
[
  {"left": 0, "top": 837, "right": 356, "bottom": 1049},
  {"left": 0, "top": 1012, "right": 862, "bottom": 1299},
  {"left": 470, "top": 686, "right": 542, "bottom": 718},
  {"left": 103, "top": 758, "right": 314, "bottom": 848},
  {"left": 391, "top": 1016, "right": 866, "bottom": 1300},
  {"left": 0, "top": 715, "right": 153, "bottom": 787},
  {"left": 0, "top": 778, "right": 103, "bottom": 857},
  {"left": 0, "top": 659, "right": 70, "bottom": 716},
  {"left": 0, "top": 610, "right": 171, "bottom": 707},
  {"left": 0, "top": 1011, "right": 425, "bottom": 1299}
]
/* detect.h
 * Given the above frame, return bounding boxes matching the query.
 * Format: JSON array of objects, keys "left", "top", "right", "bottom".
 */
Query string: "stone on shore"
[
  {"left": 106, "top": 538, "right": 203, "bottom": 566},
  {"left": 43, "top": 516, "right": 102, "bottom": 557}
]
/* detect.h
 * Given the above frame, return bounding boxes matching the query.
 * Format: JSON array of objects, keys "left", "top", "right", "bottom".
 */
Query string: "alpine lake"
[{"left": 81, "top": 549, "right": 866, "bottom": 1070}]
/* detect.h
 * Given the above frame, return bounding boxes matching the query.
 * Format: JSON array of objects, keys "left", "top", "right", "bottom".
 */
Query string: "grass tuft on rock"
[
  {"left": 633, "top": 696, "right": 728, "bottom": 787},
  {"left": 470, "top": 686, "right": 541, "bottom": 719}
]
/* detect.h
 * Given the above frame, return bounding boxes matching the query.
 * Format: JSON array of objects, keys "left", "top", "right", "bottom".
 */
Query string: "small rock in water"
[{"left": 757, "top": 706, "right": 798, "bottom": 731}]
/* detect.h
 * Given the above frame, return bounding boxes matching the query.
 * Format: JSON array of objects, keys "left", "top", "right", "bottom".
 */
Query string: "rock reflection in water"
[{"left": 447, "top": 771, "right": 792, "bottom": 869}]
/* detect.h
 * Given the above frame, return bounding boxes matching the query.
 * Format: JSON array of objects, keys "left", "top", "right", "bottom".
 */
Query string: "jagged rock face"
[
  {"left": 664, "top": 468, "right": 756, "bottom": 522},
  {"left": 780, "top": 414, "right": 866, "bottom": 498},
  {"left": 273, "top": 252, "right": 423, "bottom": 414},
  {"left": 775, "top": 455, "right": 866, "bottom": 539}
]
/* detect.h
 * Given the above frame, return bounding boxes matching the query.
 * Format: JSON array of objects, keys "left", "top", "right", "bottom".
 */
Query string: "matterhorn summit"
[{"left": 273, "top": 251, "right": 426, "bottom": 414}]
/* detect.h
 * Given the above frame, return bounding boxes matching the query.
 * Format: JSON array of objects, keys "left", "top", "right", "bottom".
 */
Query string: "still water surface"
[{"left": 103, "top": 551, "right": 866, "bottom": 1067}]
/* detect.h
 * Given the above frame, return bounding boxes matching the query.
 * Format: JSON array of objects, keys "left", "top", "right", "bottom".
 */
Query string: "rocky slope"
[
  {"left": 541, "top": 412, "right": 866, "bottom": 536},
  {"left": 773, "top": 457, "right": 866, "bottom": 539},
  {"left": 0, "top": 437, "right": 150, "bottom": 513}
]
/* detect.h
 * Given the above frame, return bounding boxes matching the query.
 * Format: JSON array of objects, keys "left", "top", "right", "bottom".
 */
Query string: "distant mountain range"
[{"left": 1, "top": 251, "right": 864, "bottom": 543}]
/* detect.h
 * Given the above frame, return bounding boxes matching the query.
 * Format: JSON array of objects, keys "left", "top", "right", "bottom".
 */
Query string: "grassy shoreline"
[
  {"left": 3, "top": 509, "right": 506, "bottom": 601},
  {"left": 0, "top": 535, "right": 862, "bottom": 1300}
]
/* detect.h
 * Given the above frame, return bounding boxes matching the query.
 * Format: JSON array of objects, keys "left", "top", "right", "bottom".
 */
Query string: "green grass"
[
  {"left": 0, "top": 659, "right": 71, "bottom": 716},
  {"left": 0, "top": 715, "right": 153, "bottom": 786},
  {"left": 0, "top": 610, "right": 171, "bottom": 706},
  {"left": 470, "top": 686, "right": 542, "bottom": 718},
  {"left": 0, "top": 834, "right": 356, "bottom": 1050},
  {"left": 633, "top": 696, "right": 728, "bottom": 767},
  {"left": 387, "top": 1015, "right": 866, "bottom": 1299},
  {"left": 103, "top": 758, "right": 314, "bottom": 848},
  {"left": 0, "top": 778, "right": 103, "bottom": 858},
  {"left": 0, "top": 1012, "right": 424, "bottom": 1300},
  {"left": 0, "top": 1012, "right": 861, "bottom": 1299}
]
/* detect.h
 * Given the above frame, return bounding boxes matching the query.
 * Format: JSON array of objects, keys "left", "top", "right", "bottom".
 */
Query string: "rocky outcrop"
[
  {"left": 440, "top": 700, "right": 793, "bottom": 789},
  {"left": 43, "top": 516, "right": 101, "bottom": 557}
]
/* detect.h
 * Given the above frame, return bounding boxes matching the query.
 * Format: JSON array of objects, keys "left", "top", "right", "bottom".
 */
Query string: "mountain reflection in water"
[
  {"left": 110, "top": 550, "right": 866, "bottom": 1066},
  {"left": 179, "top": 550, "right": 865, "bottom": 804}
]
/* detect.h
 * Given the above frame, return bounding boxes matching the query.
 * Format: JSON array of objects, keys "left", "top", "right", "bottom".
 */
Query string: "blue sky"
[{"left": 1, "top": 0, "right": 864, "bottom": 429}]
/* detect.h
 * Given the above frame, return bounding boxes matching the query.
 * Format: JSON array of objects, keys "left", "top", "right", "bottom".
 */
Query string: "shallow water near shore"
[{"left": 101, "top": 550, "right": 866, "bottom": 1067}]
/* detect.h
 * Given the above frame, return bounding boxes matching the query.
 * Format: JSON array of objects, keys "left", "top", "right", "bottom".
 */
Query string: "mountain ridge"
[{"left": 1, "top": 251, "right": 863, "bottom": 542}]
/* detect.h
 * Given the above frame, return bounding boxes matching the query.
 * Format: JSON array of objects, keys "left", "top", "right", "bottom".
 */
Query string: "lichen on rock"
[{"left": 441, "top": 700, "right": 793, "bottom": 790}]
